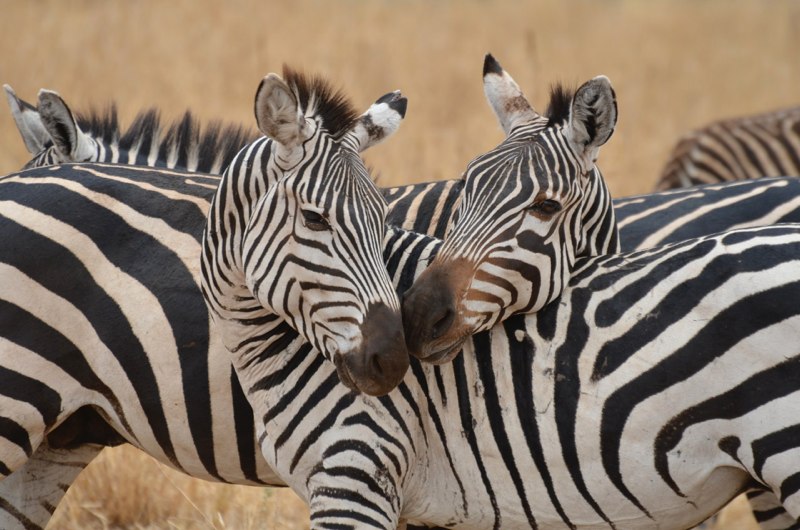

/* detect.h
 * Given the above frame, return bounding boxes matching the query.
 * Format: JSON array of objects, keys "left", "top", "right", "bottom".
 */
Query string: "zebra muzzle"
[
  {"left": 339, "top": 302, "right": 410, "bottom": 396},
  {"left": 401, "top": 258, "right": 472, "bottom": 362}
]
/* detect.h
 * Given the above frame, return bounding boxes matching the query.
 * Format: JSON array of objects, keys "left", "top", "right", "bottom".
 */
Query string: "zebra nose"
[
  {"left": 349, "top": 302, "right": 409, "bottom": 396},
  {"left": 401, "top": 264, "right": 462, "bottom": 360},
  {"left": 431, "top": 305, "right": 455, "bottom": 340}
]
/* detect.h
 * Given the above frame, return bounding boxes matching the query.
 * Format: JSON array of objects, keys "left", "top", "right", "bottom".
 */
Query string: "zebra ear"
[
  {"left": 350, "top": 90, "right": 407, "bottom": 152},
  {"left": 482, "top": 53, "right": 540, "bottom": 135},
  {"left": 565, "top": 76, "right": 617, "bottom": 168},
  {"left": 4, "top": 84, "right": 50, "bottom": 154},
  {"left": 37, "top": 89, "right": 95, "bottom": 161},
  {"left": 254, "top": 73, "right": 309, "bottom": 149}
]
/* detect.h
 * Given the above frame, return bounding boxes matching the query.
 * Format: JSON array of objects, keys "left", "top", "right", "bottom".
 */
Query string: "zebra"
[
  {"left": 241, "top": 218, "right": 800, "bottom": 529},
  {"left": 6, "top": 167, "right": 793, "bottom": 528},
  {"left": 190, "top": 63, "right": 800, "bottom": 528},
  {"left": 5, "top": 78, "right": 800, "bottom": 528},
  {"left": 398, "top": 54, "right": 800, "bottom": 529},
  {"left": 0, "top": 66, "right": 417, "bottom": 528},
  {"left": 4, "top": 83, "right": 257, "bottom": 174},
  {"left": 403, "top": 54, "right": 619, "bottom": 362},
  {"left": 655, "top": 104, "right": 800, "bottom": 190}
]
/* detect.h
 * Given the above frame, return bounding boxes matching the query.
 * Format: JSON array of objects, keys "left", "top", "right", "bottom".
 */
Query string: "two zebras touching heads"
[{"left": 2, "top": 54, "right": 800, "bottom": 529}]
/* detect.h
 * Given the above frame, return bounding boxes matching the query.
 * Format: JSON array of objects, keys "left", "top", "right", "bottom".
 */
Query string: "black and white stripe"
[
  {"left": 0, "top": 163, "right": 279, "bottom": 530},
  {"left": 6, "top": 164, "right": 799, "bottom": 528},
  {"left": 656, "top": 104, "right": 800, "bottom": 190}
]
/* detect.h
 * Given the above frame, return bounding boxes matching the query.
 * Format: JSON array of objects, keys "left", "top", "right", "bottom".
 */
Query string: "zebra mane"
[
  {"left": 75, "top": 105, "right": 258, "bottom": 173},
  {"left": 282, "top": 65, "right": 359, "bottom": 139},
  {"left": 545, "top": 83, "right": 575, "bottom": 127}
]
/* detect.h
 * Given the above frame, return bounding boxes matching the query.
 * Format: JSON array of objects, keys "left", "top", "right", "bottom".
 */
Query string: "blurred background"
[{"left": 1, "top": 0, "right": 798, "bottom": 528}]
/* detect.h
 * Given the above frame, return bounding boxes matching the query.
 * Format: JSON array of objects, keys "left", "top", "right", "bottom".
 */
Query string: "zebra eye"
[
  {"left": 301, "top": 210, "right": 331, "bottom": 231},
  {"left": 528, "top": 199, "right": 562, "bottom": 218}
]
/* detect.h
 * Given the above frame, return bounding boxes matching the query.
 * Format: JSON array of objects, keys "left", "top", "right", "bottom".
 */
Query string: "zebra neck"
[{"left": 383, "top": 226, "right": 443, "bottom": 294}]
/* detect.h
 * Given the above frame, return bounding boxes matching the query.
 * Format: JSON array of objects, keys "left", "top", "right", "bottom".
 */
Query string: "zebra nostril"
[
  {"left": 370, "top": 351, "right": 384, "bottom": 375},
  {"left": 431, "top": 307, "right": 455, "bottom": 340}
]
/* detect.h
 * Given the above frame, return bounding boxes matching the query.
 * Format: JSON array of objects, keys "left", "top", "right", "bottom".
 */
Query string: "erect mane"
[
  {"left": 282, "top": 65, "right": 359, "bottom": 139},
  {"left": 546, "top": 83, "right": 575, "bottom": 127},
  {"left": 75, "top": 105, "right": 258, "bottom": 174}
]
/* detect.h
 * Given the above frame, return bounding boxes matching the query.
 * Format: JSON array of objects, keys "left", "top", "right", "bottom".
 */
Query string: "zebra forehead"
[{"left": 282, "top": 65, "right": 359, "bottom": 139}]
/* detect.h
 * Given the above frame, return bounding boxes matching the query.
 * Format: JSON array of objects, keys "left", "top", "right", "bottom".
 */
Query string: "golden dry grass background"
[{"left": 1, "top": 0, "right": 798, "bottom": 528}]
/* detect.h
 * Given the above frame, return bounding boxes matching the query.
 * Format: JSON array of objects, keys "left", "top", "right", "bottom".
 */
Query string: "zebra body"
[
  {"left": 397, "top": 55, "right": 800, "bottom": 528},
  {"left": 656, "top": 104, "right": 800, "bottom": 190},
  {"left": 246, "top": 223, "right": 800, "bottom": 529}
]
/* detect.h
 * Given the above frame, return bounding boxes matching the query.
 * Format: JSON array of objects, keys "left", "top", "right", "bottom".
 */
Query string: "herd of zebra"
[{"left": 1, "top": 53, "right": 800, "bottom": 529}]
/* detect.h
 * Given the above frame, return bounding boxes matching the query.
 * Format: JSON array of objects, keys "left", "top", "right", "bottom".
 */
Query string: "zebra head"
[
  {"left": 403, "top": 54, "right": 619, "bottom": 363},
  {"left": 242, "top": 69, "right": 410, "bottom": 396}
]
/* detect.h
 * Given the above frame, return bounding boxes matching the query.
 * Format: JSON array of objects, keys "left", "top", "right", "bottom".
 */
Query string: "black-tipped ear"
[
  {"left": 351, "top": 90, "right": 407, "bottom": 153},
  {"left": 483, "top": 53, "right": 503, "bottom": 77},
  {"left": 482, "top": 54, "right": 540, "bottom": 135},
  {"left": 374, "top": 91, "right": 407, "bottom": 118}
]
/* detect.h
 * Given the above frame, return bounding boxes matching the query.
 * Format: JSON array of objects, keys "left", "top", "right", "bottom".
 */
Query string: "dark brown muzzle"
[
  {"left": 401, "top": 259, "right": 471, "bottom": 363},
  {"left": 342, "top": 302, "right": 409, "bottom": 396}
]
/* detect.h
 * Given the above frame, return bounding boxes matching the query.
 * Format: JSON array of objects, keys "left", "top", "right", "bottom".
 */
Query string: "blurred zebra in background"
[{"left": 656, "top": 104, "right": 800, "bottom": 190}]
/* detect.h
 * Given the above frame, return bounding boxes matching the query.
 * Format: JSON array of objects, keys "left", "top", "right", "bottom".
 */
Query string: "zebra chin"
[
  {"left": 331, "top": 302, "right": 410, "bottom": 396},
  {"left": 412, "top": 338, "right": 467, "bottom": 365}
]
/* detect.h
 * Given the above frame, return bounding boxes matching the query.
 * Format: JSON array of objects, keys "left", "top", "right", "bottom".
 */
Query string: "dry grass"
[
  {"left": 49, "top": 446, "right": 309, "bottom": 529},
  {"left": 1, "top": 0, "right": 797, "bottom": 528}
]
